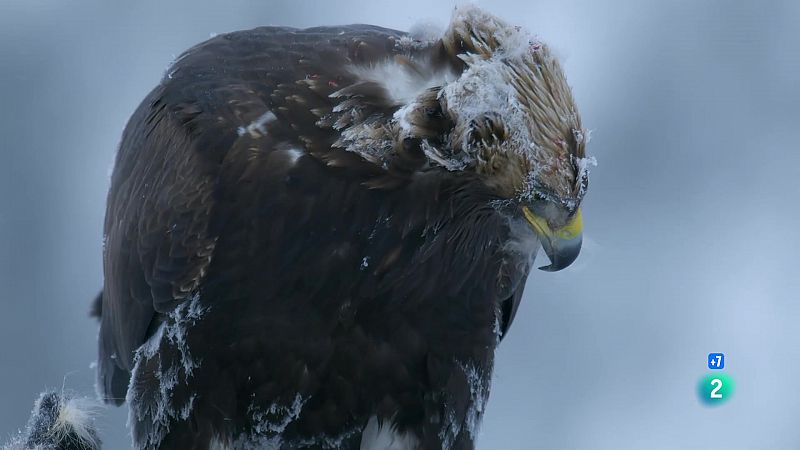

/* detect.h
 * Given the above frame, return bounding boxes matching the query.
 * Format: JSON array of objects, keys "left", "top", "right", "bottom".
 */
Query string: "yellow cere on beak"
[{"left": 522, "top": 207, "right": 583, "bottom": 271}]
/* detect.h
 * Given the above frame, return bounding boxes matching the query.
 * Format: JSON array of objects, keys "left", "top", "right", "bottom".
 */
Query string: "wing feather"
[{"left": 98, "top": 25, "right": 426, "bottom": 402}]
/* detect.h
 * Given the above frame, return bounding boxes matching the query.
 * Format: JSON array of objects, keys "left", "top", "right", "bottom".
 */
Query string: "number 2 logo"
[
  {"left": 710, "top": 378, "right": 723, "bottom": 398},
  {"left": 698, "top": 373, "right": 734, "bottom": 405}
]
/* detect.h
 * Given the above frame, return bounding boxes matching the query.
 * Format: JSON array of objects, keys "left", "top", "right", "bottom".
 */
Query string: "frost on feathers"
[
  {"left": 229, "top": 394, "right": 308, "bottom": 449},
  {"left": 3, "top": 391, "right": 101, "bottom": 450},
  {"left": 409, "top": 20, "right": 444, "bottom": 43},
  {"left": 460, "top": 362, "right": 490, "bottom": 440},
  {"left": 441, "top": 5, "right": 589, "bottom": 204},
  {"left": 396, "top": 20, "right": 444, "bottom": 51},
  {"left": 437, "top": 361, "right": 492, "bottom": 449},
  {"left": 328, "top": 4, "right": 592, "bottom": 206},
  {"left": 291, "top": 426, "right": 362, "bottom": 450},
  {"left": 127, "top": 294, "right": 208, "bottom": 449},
  {"left": 166, "top": 294, "right": 207, "bottom": 376}
]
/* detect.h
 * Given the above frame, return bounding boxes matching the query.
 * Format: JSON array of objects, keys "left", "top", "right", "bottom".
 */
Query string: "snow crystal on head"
[
  {"left": 408, "top": 20, "right": 444, "bottom": 43},
  {"left": 438, "top": 5, "right": 590, "bottom": 203},
  {"left": 395, "top": 20, "right": 444, "bottom": 51},
  {"left": 328, "top": 5, "right": 591, "bottom": 205},
  {"left": 444, "top": 5, "right": 533, "bottom": 60},
  {"left": 574, "top": 154, "right": 597, "bottom": 202},
  {"left": 346, "top": 59, "right": 454, "bottom": 106},
  {"left": 440, "top": 56, "right": 523, "bottom": 152}
]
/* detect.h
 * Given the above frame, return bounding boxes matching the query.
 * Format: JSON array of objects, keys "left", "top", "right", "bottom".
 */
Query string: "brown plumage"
[{"left": 95, "top": 6, "right": 590, "bottom": 449}]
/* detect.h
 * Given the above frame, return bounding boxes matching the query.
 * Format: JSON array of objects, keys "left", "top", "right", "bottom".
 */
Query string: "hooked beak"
[{"left": 522, "top": 207, "right": 583, "bottom": 271}]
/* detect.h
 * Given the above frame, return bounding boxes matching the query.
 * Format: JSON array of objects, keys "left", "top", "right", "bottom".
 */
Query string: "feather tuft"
[{"left": 3, "top": 391, "right": 101, "bottom": 450}]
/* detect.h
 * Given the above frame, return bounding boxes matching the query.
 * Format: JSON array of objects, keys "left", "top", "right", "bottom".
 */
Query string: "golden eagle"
[{"left": 94, "top": 6, "right": 589, "bottom": 449}]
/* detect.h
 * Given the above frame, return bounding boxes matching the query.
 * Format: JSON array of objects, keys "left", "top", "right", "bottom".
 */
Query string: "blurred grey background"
[{"left": 1, "top": 0, "right": 798, "bottom": 448}]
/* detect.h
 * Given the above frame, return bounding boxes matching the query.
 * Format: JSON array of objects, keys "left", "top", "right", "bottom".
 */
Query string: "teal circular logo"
[{"left": 697, "top": 373, "right": 735, "bottom": 406}]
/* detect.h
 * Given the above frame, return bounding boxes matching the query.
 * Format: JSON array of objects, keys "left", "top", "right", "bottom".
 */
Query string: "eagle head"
[
  {"left": 333, "top": 6, "right": 590, "bottom": 270},
  {"left": 436, "top": 7, "right": 590, "bottom": 271}
]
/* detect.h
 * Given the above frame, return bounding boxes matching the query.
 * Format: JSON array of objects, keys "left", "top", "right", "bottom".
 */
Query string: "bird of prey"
[{"left": 94, "top": 6, "right": 590, "bottom": 450}]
